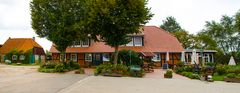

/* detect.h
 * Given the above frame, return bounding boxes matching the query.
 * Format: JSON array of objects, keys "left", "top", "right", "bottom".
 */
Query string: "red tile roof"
[
  {"left": 49, "top": 26, "right": 184, "bottom": 53},
  {"left": 0, "top": 38, "right": 43, "bottom": 54}
]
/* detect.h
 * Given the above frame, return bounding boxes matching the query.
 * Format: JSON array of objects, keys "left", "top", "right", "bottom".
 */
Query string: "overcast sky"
[{"left": 0, "top": 0, "right": 240, "bottom": 51}]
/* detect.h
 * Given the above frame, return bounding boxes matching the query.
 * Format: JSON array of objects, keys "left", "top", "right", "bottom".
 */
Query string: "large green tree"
[
  {"left": 160, "top": 16, "right": 182, "bottom": 33},
  {"left": 31, "top": 0, "right": 88, "bottom": 62},
  {"left": 203, "top": 13, "right": 240, "bottom": 54},
  {"left": 85, "top": 0, "right": 153, "bottom": 64}
]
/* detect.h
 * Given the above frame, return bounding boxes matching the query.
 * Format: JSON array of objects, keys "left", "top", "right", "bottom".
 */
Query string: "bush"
[
  {"left": 38, "top": 68, "right": 55, "bottom": 73},
  {"left": 54, "top": 63, "right": 65, "bottom": 72},
  {"left": 206, "top": 62, "right": 215, "bottom": 67},
  {"left": 176, "top": 61, "right": 184, "bottom": 67},
  {"left": 226, "top": 73, "right": 236, "bottom": 78},
  {"left": 175, "top": 67, "right": 184, "bottom": 74},
  {"left": 94, "top": 64, "right": 129, "bottom": 76},
  {"left": 164, "top": 69, "right": 173, "bottom": 78},
  {"left": 118, "top": 50, "right": 143, "bottom": 66},
  {"left": 40, "top": 62, "right": 57, "bottom": 69},
  {"left": 69, "top": 61, "right": 80, "bottom": 69},
  {"left": 75, "top": 68, "right": 85, "bottom": 74},
  {"left": 191, "top": 74, "right": 200, "bottom": 79},
  {"left": 216, "top": 65, "right": 226, "bottom": 75},
  {"left": 183, "top": 66, "right": 193, "bottom": 72}
]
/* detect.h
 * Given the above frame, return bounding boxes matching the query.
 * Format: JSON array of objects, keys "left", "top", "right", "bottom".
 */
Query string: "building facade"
[
  {"left": 50, "top": 26, "right": 185, "bottom": 68},
  {"left": 0, "top": 37, "right": 45, "bottom": 64}
]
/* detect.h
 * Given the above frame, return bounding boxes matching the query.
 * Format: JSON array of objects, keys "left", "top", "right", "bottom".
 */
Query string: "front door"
[{"left": 92, "top": 53, "right": 102, "bottom": 66}]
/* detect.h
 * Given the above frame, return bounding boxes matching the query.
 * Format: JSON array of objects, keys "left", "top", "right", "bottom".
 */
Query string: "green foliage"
[
  {"left": 118, "top": 50, "right": 143, "bottom": 66},
  {"left": 75, "top": 68, "right": 85, "bottom": 74},
  {"left": 5, "top": 49, "right": 33, "bottom": 64},
  {"left": 94, "top": 64, "right": 130, "bottom": 76},
  {"left": 176, "top": 61, "right": 185, "bottom": 67},
  {"left": 164, "top": 69, "right": 173, "bottom": 78},
  {"left": 206, "top": 62, "right": 215, "bottom": 67},
  {"left": 54, "top": 63, "right": 66, "bottom": 72},
  {"left": 216, "top": 65, "right": 227, "bottom": 75},
  {"left": 160, "top": 16, "right": 182, "bottom": 33},
  {"left": 226, "top": 73, "right": 236, "bottom": 78},
  {"left": 69, "top": 61, "right": 80, "bottom": 69},
  {"left": 31, "top": 0, "right": 89, "bottom": 58},
  {"left": 86, "top": 0, "right": 153, "bottom": 64},
  {"left": 39, "top": 62, "right": 81, "bottom": 73},
  {"left": 191, "top": 74, "right": 200, "bottom": 79}
]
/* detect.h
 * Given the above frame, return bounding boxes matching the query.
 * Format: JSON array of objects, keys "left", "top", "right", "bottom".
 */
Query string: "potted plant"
[{"left": 164, "top": 69, "right": 173, "bottom": 78}]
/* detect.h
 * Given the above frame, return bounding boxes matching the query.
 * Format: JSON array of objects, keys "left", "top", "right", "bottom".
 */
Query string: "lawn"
[{"left": 213, "top": 75, "right": 225, "bottom": 81}]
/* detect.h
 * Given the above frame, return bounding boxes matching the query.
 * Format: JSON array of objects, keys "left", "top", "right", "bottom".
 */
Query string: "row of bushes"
[
  {"left": 39, "top": 61, "right": 80, "bottom": 73},
  {"left": 94, "top": 64, "right": 145, "bottom": 77},
  {"left": 179, "top": 71, "right": 200, "bottom": 79},
  {"left": 215, "top": 65, "right": 240, "bottom": 75}
]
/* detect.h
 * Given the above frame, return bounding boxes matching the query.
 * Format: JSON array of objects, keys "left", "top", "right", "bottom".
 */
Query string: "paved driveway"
[
  {"left": 0, "top": 64, "right": 240, "bottom": 93},
  {"left": 0, "top": 64, "right": 88, "bottom": 93}
]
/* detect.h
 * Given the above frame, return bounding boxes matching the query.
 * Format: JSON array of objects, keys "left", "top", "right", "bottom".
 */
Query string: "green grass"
[{"left": 213, "top": 75, "right": 225, "bottom": 81}]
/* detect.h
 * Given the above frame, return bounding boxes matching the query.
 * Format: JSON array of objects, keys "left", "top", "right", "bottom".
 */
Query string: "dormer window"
[
  {"left": 72, "top": 39, "right": 90, "bottom": 47},
  {"left": 126, "top": 36, "right": 143, "bottom": 46}
]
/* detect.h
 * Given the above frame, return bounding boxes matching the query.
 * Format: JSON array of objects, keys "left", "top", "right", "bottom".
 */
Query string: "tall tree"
[
  {"left": 160, "top": 16, "right": 182, "bottom": 33},
  {"left": 31, "top": 0, "right": 88, "bottom": 62},
  {"left": 85, "top": 0, "right": 153, "bottom": 64},
  {"left": 172, "top": 29, "right": 193, "bottom": 49},
  {"left": 203, "top": 13, "right": 240, "bottom": 54}
]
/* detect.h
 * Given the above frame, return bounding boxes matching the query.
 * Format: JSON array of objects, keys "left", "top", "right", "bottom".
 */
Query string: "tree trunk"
[
  {"left": 113, "top": 46, "right": 119, "bottom": 64},
  {"left": 61, "top": 51, "right": 66, "bottom": 63}
]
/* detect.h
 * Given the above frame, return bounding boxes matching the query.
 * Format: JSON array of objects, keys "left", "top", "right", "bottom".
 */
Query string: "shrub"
[
  {"left": 94, "top": 64, "right": 129, "bottom": 76},
  {"left": 38, "top": 68, "right": 55, "bottom": 73},
  {"left": 175, "top": 67, "right": 184, "bottom": 74},
  {"left": 226, "top": 73, "right": 236, "bottom": 78},
  {"left": 69, "top": 61, "right": 80, "bottom": 69},
  {"left": 54, "top": 63, "right": 65, "bottom": 72},
  {"left": 183, "top": 66, "right": 193, "bottom": 72},
  {"left": 191, "top": 74, "right": 200, "bottom": 79},
  {"left": 206, "top": 62, "right": 215, "bottom": 67},
  {"left": 164, "top": 69, "right": 173, "bottom": 78},
  {"left": 216, "top": 65, "right": 226, "bottom": 75},
  {"left": 176, "top": 61, "right": 184, "bottom": 67},
  {"left": 75, "top": 68, "right": 85, "bottom": 74},
  {"left": 118, "top": 50, "right": 143, "bottom": 66},
  {"left": 40, "top": 62, "right": 57, "bottom": 69}
]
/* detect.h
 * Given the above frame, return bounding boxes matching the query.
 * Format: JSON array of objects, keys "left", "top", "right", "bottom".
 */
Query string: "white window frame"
[
  {"left": 102, "top": 53, "right": 110, "bottom": 61},
  {"left": 71, "top": 54, "right": 77, "bottom": 62},
  {"left": 85, "top": 53, "right": 92, "bottom": 62},
  {"left": 19, "top": 55, "right": 25, "bottom": 60},
  {"left": 12, "top": 55, "right": 18, "bottom": 60},
  {"left": 126, "top": 37, "right": 134, "bottom": 46},
  {"left": 134, "top": 37, "right": 143, "bottom": 46},
  {"left": 82, "top": 40, "right": 89, "bottom": 47},
  {"left": 152, "top": 53, "right": 161, "bottom": 62},
  {"left": 75, "top": 41, "right": 81, "bottom": 47}
]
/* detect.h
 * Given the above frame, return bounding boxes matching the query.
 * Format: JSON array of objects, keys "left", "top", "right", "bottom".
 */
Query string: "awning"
[{"left": 141, "top": 52, "right": 155, "bottom": 57}]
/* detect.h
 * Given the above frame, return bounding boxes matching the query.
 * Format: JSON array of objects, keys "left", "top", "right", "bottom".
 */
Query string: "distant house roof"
[
  {"left": 0, "top": 38, "right": 43, "bottom": 54},
  {"left": 185, "top": 49, "right": 217, "bottom": 53},
  {"left": 50, "top": 26, "right": 184, "bottom": 53},
  {"left": 0, "top": 45, "right": 2, "bottom": 48}
]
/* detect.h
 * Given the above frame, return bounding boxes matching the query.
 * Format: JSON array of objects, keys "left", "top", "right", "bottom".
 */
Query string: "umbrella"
[
  {"left": 228, "top": 56, "right": 236, "bottom": 65},
  {"left": 191, "top": 49, "right": 197, "bottom": 64},
  {"left": 181, "top": 51, "right": 185, "bottom": 63}
]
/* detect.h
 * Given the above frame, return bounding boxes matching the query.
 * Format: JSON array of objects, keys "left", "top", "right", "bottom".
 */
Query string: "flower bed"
[{"left": 38, "top": 61, "right": 81, "bottom": 73}]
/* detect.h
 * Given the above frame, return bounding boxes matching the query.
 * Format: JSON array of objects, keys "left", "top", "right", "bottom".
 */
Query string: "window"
[
  {"left": 126, "top": 37, "right": 134, "bottom": 46},
  {"left": 152, "top": 53, "right": 161, "bottom": 62},
  {"left": 126, "top": 37, "right": 143, "bottom": 46},
  {"left": 12, "top": 55, "right": 18, "bottom": 60},
  {"left": 35, "top": 55, "right": 39, "bottom": 61},
  {"left": 102, "top": 53, "right": 110, "bottom": 61},
  {"left": 134, "top": 37, "right": 143, "bottom": 46},
  {"left": 71, "top": 54, "right": 77, "bottom": 62},
  {"left": 72, "top": 39, "right": 90, "bottom": 47},
  {"left": 19, "top": 55, "right": 25, "bottom": 60},
  {"left": 85, "top": 53, "right": 92, "bottom": 61},
  {"left": 74, "top": 41, "right": 81, "bottom": 47},
  {"left": 82, "top": 40, "right": 89, "bottom": 47}
]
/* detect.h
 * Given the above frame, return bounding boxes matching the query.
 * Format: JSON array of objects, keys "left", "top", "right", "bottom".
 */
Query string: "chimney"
[
  {"left": 33, "top": 37, "right": 35, "bottom": 41},
  {"left": 9, "top": 37, "right": 11, "bottom": 39}
]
